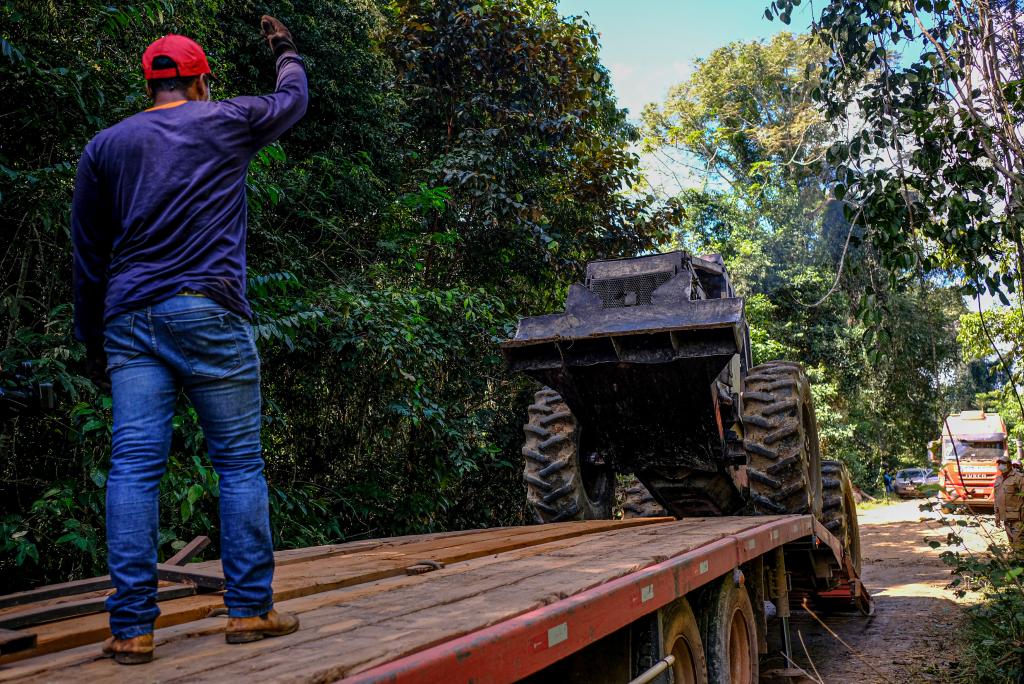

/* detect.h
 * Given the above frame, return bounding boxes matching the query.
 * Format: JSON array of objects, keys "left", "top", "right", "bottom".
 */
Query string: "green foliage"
[
  {"left": 643, "top": 32, "right": 974, "bottom": 491},
  {"left": 389, "top": 0, "right": 680, "bottom": 285},
  {"left": 925, "top": 503, "right": 1024, "bottom": 683},
  {"left": 745, "top": 294, "right": 796, "bottom": 365},
  {"left": 766, "top": 0, "right": 1024, "bottom": 303},
  {"left": 958, "top": 302, "right": 1024, "bottom": 443},
  {"left": 763, "top": 2, "right": 1024, "bottom": 664},
  {"left": 0, "top": 0, "right": 672, "bottom": 589},
  {"left": 959, "top": 304, "right": 1024, "bottom": 384},
  {"left": 643, "top": 32, "right": 830, "bottom": 186}
]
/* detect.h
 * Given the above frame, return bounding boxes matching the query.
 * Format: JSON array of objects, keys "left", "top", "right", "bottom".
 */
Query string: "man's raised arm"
[{"left": 227, "top": 16, "right": 309, "bottom": 150}]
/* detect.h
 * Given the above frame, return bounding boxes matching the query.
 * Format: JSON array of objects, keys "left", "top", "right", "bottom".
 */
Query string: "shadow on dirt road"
[{"left": 789, "top": 498, "right": 990, "bottom": 683}]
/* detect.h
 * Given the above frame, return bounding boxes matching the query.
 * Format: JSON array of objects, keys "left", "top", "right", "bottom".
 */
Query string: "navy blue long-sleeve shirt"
[{"left": 71, "top": 53, "right": 308, "bottom": 348}]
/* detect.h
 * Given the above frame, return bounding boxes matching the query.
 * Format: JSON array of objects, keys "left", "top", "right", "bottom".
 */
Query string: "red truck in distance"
[{"left": 934, "top": 410, "right": 1009, "bottom": 512}]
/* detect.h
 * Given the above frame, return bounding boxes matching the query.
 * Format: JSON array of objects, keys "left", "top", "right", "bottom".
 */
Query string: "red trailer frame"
[
  {"left": 343, "top": 515, "right": 861, "bottom": 684},
  {"left": 0, "top": 514, "right": 867, "bottom": 683}
]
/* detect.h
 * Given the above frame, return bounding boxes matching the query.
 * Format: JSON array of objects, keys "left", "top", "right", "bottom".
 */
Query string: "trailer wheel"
[
  {"left": 700, "top": 575, "right": 758, "bottom": 684},
  {"left": 522, "top": 388, "right": 614, "bottom": 522},
  {"left": 620, "top": 478, "right": 670, "bottom": 519},
  {"left": 741, "top": 361, "right": 823, "bottom": 518},
  {"left": 661, "top": 598, "right": 709, "bottom": 684},
  {"left": 821, "top": 460, "right": 862, "bottom": 575}
]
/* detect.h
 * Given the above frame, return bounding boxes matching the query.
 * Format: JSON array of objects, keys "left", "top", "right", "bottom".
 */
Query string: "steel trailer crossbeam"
[{"left": 339, "top": 515, "right": 843, "bottom": 684}]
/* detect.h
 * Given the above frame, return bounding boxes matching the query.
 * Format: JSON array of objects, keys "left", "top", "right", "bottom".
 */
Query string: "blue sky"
[
  {"left": 557, "top": 0, "right": 812, "bottom": 117},
  {"left": 556, "top": 2, "right": 1003, "bottom": 314}
]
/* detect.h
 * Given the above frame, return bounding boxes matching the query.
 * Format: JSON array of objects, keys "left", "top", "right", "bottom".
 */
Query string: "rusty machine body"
[{"left": 502, "top": 252, "right": 846, "bottom": 547}]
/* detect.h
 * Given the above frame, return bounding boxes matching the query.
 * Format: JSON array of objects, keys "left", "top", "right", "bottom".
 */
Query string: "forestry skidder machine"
[{"left": 501, "top": 252, "right": 859, "bottom": 563}]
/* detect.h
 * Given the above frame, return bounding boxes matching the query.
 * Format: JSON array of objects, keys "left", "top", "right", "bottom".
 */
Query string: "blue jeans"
[{"left": 103, "top": 295, "right": 274, "bottom": 639}]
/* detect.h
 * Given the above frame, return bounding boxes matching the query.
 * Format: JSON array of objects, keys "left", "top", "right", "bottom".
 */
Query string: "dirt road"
[{"left": 791, "top": 498, "right": 994, "bottom": 683}]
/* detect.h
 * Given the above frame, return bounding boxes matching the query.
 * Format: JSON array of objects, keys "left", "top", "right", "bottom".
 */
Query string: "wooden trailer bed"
[{"left": 0, "top": 515, "right": 854, "bottom": 683}]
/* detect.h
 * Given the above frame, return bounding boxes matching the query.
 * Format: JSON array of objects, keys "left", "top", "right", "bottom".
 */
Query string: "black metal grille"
[{"left": 590, "top": 272, "right": 672, "bottom": 308}]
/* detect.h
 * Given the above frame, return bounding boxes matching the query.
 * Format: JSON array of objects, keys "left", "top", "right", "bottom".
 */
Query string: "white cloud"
[{"left": 606, "top": 60, "right": 694, "bottom": 121}]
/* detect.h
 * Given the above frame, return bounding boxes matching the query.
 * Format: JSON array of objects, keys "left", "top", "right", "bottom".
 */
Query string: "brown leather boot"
[
  {"left": 225, "top": 609, "right": 299, "bottom": 644},
  {"left": 101, "top": 633, "right": 154, "bottom": 665}
]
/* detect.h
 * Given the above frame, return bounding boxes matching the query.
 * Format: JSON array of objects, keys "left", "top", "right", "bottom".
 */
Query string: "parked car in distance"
[{"left": 894, "top": 468, "right": 938, "bottom": 498}]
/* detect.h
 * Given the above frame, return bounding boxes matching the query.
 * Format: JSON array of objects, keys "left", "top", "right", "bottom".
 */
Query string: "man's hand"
[{"left": 261, "top": 15, "right": 297, "bottom": 58}]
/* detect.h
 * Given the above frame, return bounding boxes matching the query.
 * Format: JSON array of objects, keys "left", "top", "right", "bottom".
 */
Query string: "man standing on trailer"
[{"left": 71, "top": 17, "right": 307, "bottom": 664}]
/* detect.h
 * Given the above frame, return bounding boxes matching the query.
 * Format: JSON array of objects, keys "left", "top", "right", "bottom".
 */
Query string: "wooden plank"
[
  {"left": 289, "top": 523, "right": 754, "bottom": 680},
  {"left": 270, "top": 540, "right": 386, "bottom": 568},
  {"left": 0, "top": 528, "right": 638, "bottom": 681},
  {"left": 0, "top": 578, "right": 114, "bottom": 612},
  {"left": 0, "top": 579, "right": 194, "bottom": 623},
  {"left": 0, "top": 585, "right": 196, "bottom": 631},
  {"left": 155, "top": 564, "right": 225, "bottom": 591},
  {"left": 343, "top": 528, "right": 811, "bottom": 684},
  {"left": 184, "top": 523, "right": 615, "bottom": 574},
  {"left": 0, "top": 533, "right": 611, "bottom": 682},
  {"left": 344, "top": 518, "right": 823, "bottom": 684},
  {"left": 0, "top": 538, "right": 425, "bottom": 618},
  {"left": 0, "top": 629, "right": 36, "bottom": 656},
  {"left": 269, "top": 527, "right": 530, "bottom": 567},
  {"left": 0, "top": 527, "right": 550, "bottom": 647},
  {"left": 0, "top": 566, "right": 222, "bottom": 629},
  {"left": 0, "top": 589, "right": 112, "bottom": 622},
  {"left": 49, "top": 518, "right": 767, "bottom": 683},
  {"left": 0, "top": 518, "right": 667, "bottom": 664},
  {"left": 270, "top": 520, "right": 638, "bottom": 569},
  {"left": 0, "top": 532, "right": 476, "bottom": 614},
  {"left": 0, "top": 535, "right": 208, "bottom": 613},
  {"left": 165, "top": 536, "right": 212, "bottom": 566},
  {"left": 5, "top": 527, "right": 658, "bottom": 682}
]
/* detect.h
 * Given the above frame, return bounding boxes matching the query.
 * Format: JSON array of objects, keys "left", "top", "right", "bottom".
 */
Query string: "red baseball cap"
[{"left": 142, "top": 34, "right": 211, "bottom": 80}]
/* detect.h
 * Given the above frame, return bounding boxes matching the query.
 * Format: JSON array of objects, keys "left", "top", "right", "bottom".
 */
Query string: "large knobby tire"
[
  {"left": 741, "top": 361, "right": 823, "bottom": 518},
  {"left": 700, "top": 575, "right": 758, "bottom": 684},
  {"left": 522, "top": 388, "right": 614, "bottom": 522},
  {"left": 620, "top": 478, "right": 670, "bottom": 519},
  {"left": 661, "top": 597, "right": 709, "bottom": 684},
  {"left": 821, "top": 460, "right": 862, "bottom": 576}
]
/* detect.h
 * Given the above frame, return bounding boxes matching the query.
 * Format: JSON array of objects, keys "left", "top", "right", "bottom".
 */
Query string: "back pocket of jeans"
[
  {"left": 165, "top": 312, "right": 242, "bottom": 378},
  {"left": 104, "top": 314, "right": 141, "bottom": 372}
]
